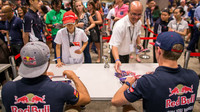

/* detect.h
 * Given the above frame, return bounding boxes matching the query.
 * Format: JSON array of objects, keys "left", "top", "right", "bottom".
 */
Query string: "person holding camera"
[{"left": 54, "top": 11, "right": 88, "bottom": 67}]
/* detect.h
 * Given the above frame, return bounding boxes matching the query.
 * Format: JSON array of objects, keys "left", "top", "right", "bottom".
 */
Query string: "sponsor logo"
[
  {"left": 53, "top": 16, "right": 56, "bottom": 19},
  {"left": 169, "top": 84, "right": 193, "bottom": 97},
  {"left": 129, "top": 87, "right": 134, "bottom": 93},
  {"left": 155, "top": 41, "right": 161, "bottom": 46},
  {"left": 74, "top": 89, "right": 79, "bottom": 98},
  {"left": 14, "top": 93, "right": 46, "bottom": 104},
  {"left": 23, "top": 56, "right": 36, "bottom": 65},
  {"left": 11, "top": 105, "right": 50, "bottom": 112},
  {"left": 165, "top": 84, "right": 195, "bottom": 109},
  {"left": 165, "top": 94, "right": 195, "bottom": 108}
]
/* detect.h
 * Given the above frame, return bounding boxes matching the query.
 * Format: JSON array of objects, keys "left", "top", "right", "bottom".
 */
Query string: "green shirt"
[{"left": 45, "top": 9, "right": 66, "bottom": 36}]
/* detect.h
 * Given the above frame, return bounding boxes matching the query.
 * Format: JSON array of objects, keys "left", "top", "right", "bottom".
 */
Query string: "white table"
[
  {"left": 0, "top": 64, "right": 11, "bottom": 82},
  {"left": 14, "top": 63, "right": 158, "bottom": 100},
  {"left": 13, "top": 63, "right": 200, "bottom": 101},
  {"left": 49, "top": 63, "right": 160, "bottom": 100}
]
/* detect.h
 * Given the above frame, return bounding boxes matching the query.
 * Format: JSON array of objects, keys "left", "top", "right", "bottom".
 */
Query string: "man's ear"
[
  {"left": 29, "top": 0, "right": 33, "bottom": 5},
  {"left": 157, "top": 47, "right": 162, "bottom": 55}
]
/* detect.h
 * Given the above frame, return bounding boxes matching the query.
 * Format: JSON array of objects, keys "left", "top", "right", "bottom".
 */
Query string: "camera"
[
  {"left": 111, "top": 16, "right": 115, "bottom": 19},
  {"left": 70, "top": 42, "right": 74, "bottom": 47}
]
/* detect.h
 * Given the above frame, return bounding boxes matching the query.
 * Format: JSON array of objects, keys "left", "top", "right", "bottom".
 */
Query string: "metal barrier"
[
  {"left": 9, "top": 56, "right": 18, "bottom": 79},
  {"left": 140, "top": 28, "right": 150, "bottom": 59},
  {"left": 184, "top": 50, "right": 200, "bottom": 69}
]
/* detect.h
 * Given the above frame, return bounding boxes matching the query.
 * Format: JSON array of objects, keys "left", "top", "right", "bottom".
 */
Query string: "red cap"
[{"left": 62, "top": 11, "right": 78, "bottom": 25}]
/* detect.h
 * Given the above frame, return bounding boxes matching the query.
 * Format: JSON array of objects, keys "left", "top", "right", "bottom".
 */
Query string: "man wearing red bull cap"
[
  {"left": 112, "top": 32, "right": 199, "bottom": 111},
  {"left": 2, "top": 41, "right": 90, "bottom": 112},
  {"left": 54, "top": 10, "right": 88, "bottom": 67}
]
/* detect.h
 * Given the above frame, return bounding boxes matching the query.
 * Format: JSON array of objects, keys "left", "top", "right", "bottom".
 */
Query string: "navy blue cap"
[{"left": 155, "top": 32, "right": 184, "bottom": 52}]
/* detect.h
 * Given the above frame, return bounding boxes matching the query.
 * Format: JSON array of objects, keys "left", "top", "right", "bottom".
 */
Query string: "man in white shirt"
[
  {"left": 54, "top": 11, "right": 88, "bottom": 67},
  {"left": 109, "top": 1, "right": 143, "bottom": 73}
]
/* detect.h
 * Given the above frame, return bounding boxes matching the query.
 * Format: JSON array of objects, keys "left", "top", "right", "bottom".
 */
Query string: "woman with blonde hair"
[
  {"left": 74, "top": 0, "right": 95, "bottom": 63},
  {"left": 87, "top": 0, "right": 103, "bottom": 63}
]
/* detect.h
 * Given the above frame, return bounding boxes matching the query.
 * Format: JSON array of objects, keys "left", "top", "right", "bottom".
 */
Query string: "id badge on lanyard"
[
  {"left": 130, "top": 44, "right": 134, "bottom": 52},
  {"left": 129, "top": 27, "right": 134, "bottom": 52}
]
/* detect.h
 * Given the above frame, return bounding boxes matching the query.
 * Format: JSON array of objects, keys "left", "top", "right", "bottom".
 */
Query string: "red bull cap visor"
[{"left": 18, "top": 41, "right": 50, "bottom": 78}]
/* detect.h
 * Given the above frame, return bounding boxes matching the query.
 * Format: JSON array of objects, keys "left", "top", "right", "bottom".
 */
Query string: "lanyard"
[
  {"left": 67, "top": 28, "right": 76, "bottom": 46},
  {"left": 176, "top": 23, "right": 180, "bottom": 31},
  {"left": 129, "top": 27, "right": 134, "bottom": 42}
]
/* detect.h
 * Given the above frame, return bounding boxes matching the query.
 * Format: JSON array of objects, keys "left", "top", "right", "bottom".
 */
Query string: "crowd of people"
[
  {"left": 0, "top": 0, "right": 199, "bottom": 68},
  {"left": 0, "top": 0, "right": 200, "bottom": 111}
]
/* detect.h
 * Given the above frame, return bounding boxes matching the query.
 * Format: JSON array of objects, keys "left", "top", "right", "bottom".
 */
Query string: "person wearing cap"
[
  {"left": 109, "top": 1, "right": 144, "bottom": 73},
  {"left": 111, "top": 32, "right": 199, "bottom": 111},
  {"left": 54, "top": 11, "right": 88, "bottom": 67},
  {"left": 2, "top": 41, "right": 91, "bottom": 111}
]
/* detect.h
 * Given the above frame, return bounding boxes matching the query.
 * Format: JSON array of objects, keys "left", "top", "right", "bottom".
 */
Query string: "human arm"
[
  {"left": 154, "top": 21, "right": 159, "bottom": 34},
  {"left": 94, "top": 11, "right": 103, "bottom": 25},
  {"left": 112, "top": 46, "right": 121, "bottom": 73},
  {"left": 146, "top": 18, "right": 151, "bottom": 29},
  {"left": 114, "top": 17, "right": 120, "bottom": 22},
  {"left": 111, "top": 76, "right": 136, "bottom": 106},
  {"left": 145, "top": 9, "right": 151, "bottom": 28},
  {"left": 63, "top": 70, "right": 91, "bottom": 106},
  {"left": 136, "top": 36, "right": 143, "bottom": 50},
  {"left": 107, "top": 19, "right": 111, "bottom": 31},
  {"left": 85, "top": 15, "right": 95, "bottom": 32},
  {"left": 175, "top": 29, "right": 188, "bottom": 36},
  {"left": 5, "top": 31, "right": 10, "bottom": 49},
  {"left": 75, "top": 41, "right": 88, "bottom": 54},
  {"left": 56, "top": 44, "right": 64, "bottom": 67},
  {"left": 22, "top": 32, "right": 29, "bottom": 45}
]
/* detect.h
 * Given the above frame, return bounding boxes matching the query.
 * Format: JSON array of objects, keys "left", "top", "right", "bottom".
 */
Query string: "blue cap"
[{"left": 155, "top": 32, "right": 184, "bottom": 52}]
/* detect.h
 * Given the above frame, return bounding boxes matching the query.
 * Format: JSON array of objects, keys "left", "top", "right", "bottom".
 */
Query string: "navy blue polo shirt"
[
  {"left": 144, "top": 7, "right": 153, "bottom": 27},
  {"left": 2, "top": 75, "right": 79, "bottom": 112},
  {"left": 23, "top": 9, "right": 43, "bottom": 41},
  {"left": 124, "top": 65, "right": 199, "bottom": 112},
  {"left": 154, "top": 17, "right": 173, "bottom": 34},
  {"left": 5, "top": 16, "right": 23, "bottom": 44}
]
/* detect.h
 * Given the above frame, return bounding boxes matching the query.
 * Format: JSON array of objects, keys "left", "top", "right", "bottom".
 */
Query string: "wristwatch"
[{"left": 125, "top": 81, "right": 131, "bottom": 87}]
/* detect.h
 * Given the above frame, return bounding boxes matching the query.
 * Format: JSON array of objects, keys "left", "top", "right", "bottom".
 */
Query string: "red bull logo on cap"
[{"left": 23, "top": 56, "right": 36, "bottom": 65}]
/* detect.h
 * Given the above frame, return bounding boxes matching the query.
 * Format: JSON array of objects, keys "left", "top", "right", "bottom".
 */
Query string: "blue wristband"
[
  {"left": 125, "top": 81, "right": 130, "bottom": 87},
  {"left": 115, "top": 59, "right": 120, "bottom": 62},
  {"left": 56, "top": 57, "right": 61, "bottom": 59}
]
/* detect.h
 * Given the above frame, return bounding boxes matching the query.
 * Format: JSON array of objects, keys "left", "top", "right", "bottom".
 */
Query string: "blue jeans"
[{"left": 83, "top": 39, "right": 91, "bottom": 63}]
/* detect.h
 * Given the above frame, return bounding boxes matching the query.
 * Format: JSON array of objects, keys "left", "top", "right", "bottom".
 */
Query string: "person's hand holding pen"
[{"left": 63, "top": 70, "right": 78, "bottom": 80}]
